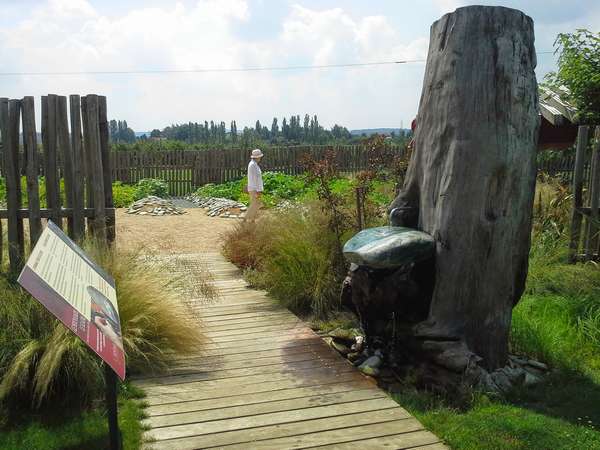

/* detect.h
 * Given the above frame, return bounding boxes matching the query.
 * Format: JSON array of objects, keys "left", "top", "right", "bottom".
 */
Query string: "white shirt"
[{"left": 247, "top": 159, "right": 263, "bottom": 192}]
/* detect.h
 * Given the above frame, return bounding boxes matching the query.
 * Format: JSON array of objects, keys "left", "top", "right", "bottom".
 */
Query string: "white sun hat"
[{"left": 250, "top": 148, "right": 264, "bottom": 159}]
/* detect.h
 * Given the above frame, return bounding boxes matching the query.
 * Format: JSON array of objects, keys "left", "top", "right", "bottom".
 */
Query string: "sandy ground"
[{"left": 115, "top": 208, "right": 237, "bottom": 254}]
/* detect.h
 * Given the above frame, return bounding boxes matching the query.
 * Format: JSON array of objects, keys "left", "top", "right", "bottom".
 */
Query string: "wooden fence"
[
  {"left": 537, "top": 154, "right": 591, "bottom": 184},
  {"left": 569, "top": 125, "right": 600, "bottom": 262},
  {"left": 0, "top": 94, "right": 114, "bottom": 274},
  {"left": 110, "top": 145, "right": 401, "bottom": 196}
]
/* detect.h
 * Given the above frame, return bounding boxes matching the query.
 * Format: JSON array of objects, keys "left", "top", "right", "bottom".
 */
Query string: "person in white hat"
[{"left": 245, "top": 148, "right": 264, "bottom": 221}]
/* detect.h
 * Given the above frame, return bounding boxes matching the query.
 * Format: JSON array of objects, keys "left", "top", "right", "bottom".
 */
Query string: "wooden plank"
[
  {"left": 139, "top": 363, "right": 357, "bottom": 396},
  {"left": 166, "top": 347, "right": 346, "bottom": 374},
  {"left": 146, "top": 398, "right": 401, "bottom": 441},
  {"left": 167, "top": 341, "right": 336, "bottom": 365},
  {"left": 145, "top": 389, "right": 387, "bottom": 429},
  {"left": 2, "top": 99, "right": 25, "bottom": 272},
  {"left": 313, "top": 429, "right": 442, "bottom": 450},
  {"left": 44, "top": 94, "right": 62, "bottom": 228},
  {"left": 83, "top": 95, "right": 107, "bottom": 242},
  {"left": 56, "top": 96, "right": 75, "bottom": 238},
  {"left": 142, "top": 371, "right": 366, "bottom": 407},
  {"left": 147, "top": 408, "right": 410, "bottom": 450},
  {"left": 69, "top": 95, "right": 85, "bottom": 240},
  {"left": 221, "top": 418, "right": 426, "bottom": 450},
  {"left": 21, "top": 96, "right": 42, "bottom": 247},
  {"left": 98, "top": 96, "right": 115, "bottom": 242},
  {"left": 135, "top": 357, "right": 348, "bottom": 388},
  {"left": 570, "top": 126, "right": 590, "bottom": 261},
  {"left": 145, "top": 380, "right": 372, "bottom": 416}
]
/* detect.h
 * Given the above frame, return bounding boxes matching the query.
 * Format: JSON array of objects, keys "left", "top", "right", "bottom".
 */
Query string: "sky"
[{"left": 1, "top": 0, "right": 599, "bottom": 132}]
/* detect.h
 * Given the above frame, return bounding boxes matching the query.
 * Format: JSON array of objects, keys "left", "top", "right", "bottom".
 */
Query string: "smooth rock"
[
  {"left": 359, "top": 355, "right": 382, "bottom": 370},
  {"left": 526, "top": 360, "right": 549, "bottom": 371},
  {"left": 327, "top": 328, "right": 360, "bottom": 344},
  {"left": 359, "top": 366, "right": 380, "bottom": 377},
  {"left": 343, "top": 226, "right": 435, "bottom": 269},
  {"left": 524, "top": 372, "right": 543, "bottom": 387}
]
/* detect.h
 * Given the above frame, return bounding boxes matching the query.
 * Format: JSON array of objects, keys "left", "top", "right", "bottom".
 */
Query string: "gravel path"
[{"left": 116, "top": 208, "right": 236, "bottom": 254}]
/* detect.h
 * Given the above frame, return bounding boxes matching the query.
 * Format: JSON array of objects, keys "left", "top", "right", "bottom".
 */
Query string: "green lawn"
[{"left": 0, "top": 386, "right": 146, "bottom": 450}]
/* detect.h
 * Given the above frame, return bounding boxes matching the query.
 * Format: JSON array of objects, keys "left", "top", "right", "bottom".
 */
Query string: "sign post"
[{"left": 18, "top": 221, "right": 125, "bottom": 449}]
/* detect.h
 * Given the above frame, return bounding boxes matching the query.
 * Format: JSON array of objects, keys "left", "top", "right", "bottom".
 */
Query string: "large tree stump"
[{"left": 389, "top": 6, "right": 539, "bottom": 373}]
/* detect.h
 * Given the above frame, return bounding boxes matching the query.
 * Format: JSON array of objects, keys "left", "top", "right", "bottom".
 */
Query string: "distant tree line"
[
  {"left": 110, "top": 114, "right": 412, "bottom": 151},
  {"left": 109, "top": 119, "right": 136, "bottom": 143}
]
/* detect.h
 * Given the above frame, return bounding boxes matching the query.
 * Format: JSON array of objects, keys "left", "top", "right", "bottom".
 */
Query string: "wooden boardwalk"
[{"left": 134, "top": 253, "right": 446, "bottom": 449}]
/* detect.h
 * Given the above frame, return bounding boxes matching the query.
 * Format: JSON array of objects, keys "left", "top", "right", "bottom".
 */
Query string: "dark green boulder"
[{"left": 343, "top": 226, "right": 435, "bottom": 269}]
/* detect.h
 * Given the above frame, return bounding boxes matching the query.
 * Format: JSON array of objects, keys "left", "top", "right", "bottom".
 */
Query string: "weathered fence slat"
[
  {"left": 585, "top": 128, "right": 600, "bottom": 259},
  {"left": 83, "top": 95, "right": 107, "bottom": 242},
  {"left": 22, "top": 96, "right": 42, "bottom": 247},
  {"left": 70, "top": 95, "right": 85, "bottom": 241},
  {"left": 569, "top": 126, "right": 590, "bottom": 261},
  {"left": 43, "top": 94, "right": 63, "bottom": 229},
  {"left": 57, "top": 96, "right": 75, "bottom": 238},
  {"left": 99, "top": 96, "right": 115, "bottom": 242},
  {"left": 2, "top": 99, "right": 25, "bottom": 272}
]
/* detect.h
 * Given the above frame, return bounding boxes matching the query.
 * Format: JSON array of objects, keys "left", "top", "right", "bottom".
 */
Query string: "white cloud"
[{"left": 0, "top": 1, "right": 431, "bottom": 130}]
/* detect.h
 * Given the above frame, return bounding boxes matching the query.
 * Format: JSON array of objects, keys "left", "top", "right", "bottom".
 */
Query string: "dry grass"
[{"left": 0, "top": 239, "right": 214, "bottom": 410}]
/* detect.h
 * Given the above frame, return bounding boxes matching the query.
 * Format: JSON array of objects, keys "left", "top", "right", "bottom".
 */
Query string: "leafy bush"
[
  {"left": 134, "top": 178, "right": 168, "bottom": 199},
  {"left": 0, "top": 242, "right": 212, "bottom": 411},
  {"left": 112, "top": 181, "right": 137, "bottom": 207}
]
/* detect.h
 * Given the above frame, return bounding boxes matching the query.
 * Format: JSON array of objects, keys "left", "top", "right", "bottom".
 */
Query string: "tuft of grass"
[
  {"left": 0, "top": 384, "right": 146, "bottom": 450},
  {"left": 222, "top": 204, "right": 345, "bottom": 317},
  {"left": 0, "top": 240, "right": 211, "bottom": 409}
]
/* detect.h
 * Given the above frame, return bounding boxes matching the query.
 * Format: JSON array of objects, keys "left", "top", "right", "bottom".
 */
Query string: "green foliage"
[
  {"left": 0, "top": 387, "right": 145, "bottom": 450},
  {"left": 134, "top": 178, "right": 168, "bottom": 200},
  {"left": 546, "top": 29, "right": 600, "bottom": 124},
  {"left": 194, "top": 172, "right": 317, "bottom": 207},
  {"left": 112, "top": 181, "right": 137, "bottom": 207},
  {"left": 223, "top": 204, "right": 346, "bottom": 317},
  {"left": 394, "top": 387, "right": 600, "bottom": 450}
]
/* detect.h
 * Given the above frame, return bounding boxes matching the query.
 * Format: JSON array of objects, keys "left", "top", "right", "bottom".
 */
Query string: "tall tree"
[{"left": 271, "top": 117, "right": 279, "bottom": 141}]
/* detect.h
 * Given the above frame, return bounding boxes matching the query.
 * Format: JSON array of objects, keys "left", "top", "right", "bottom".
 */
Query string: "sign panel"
[{"left": 18, "top": 221, "right": 125, "bottom": 380}]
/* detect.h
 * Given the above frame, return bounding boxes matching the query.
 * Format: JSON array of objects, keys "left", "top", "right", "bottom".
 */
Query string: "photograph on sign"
[{"left": 18, "top": 221, "right": 125, "bottom": 380}]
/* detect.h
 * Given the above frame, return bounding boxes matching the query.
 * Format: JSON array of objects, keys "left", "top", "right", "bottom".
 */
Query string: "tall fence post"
[
  {"left": 70, "top": 95, "right": 86, "bottom": 241},
  {"left": 42, "top": 94, "right": 63, "bottom": 229},
  {"left": 99, "top": 96, "right": 115, "bottom": 243},
  {"left": 1, "top": 98, "right": 25, "bottom": 273},
  {"left": 22, "top": 96, "right": 42, "bottom": 247},
  {"left": 569, "top": 125, "right": 589, "bottom": 262},
  {"left": 82, "top": 95, "right": 107, "bottom": 242},
  {"left": 585, "top": 127, "right": 600, "bottom": 260},
  {"left": 57, "top": 96, "right": 75, "bottom": 238}
]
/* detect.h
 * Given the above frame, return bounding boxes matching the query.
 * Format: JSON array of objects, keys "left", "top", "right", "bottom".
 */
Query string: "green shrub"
[
  {"left": 223, "top": 203, "right": 345, "bottom": 317},
  {"left": 112, "top": 181, "right": 137, "bottom": 207},
  {"left": 0, "top": 242, "right": 212, "bottom": 410},
  {"left": 195, "top": 179, "right": 245, "bottom": 201},
  {"left": 134, "top": 178, "right": 168, "bottom": 199}
]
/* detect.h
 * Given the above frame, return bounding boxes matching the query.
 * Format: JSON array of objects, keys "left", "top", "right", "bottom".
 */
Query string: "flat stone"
[
  {"left": 327, "top": 328, "right": 360, "bottom": 344},
  {"left": 343, "top": 226, "right": 435, "bottom": 269},
  {"left": 359, "top": 366, "right": 380, "bottom": 377},
  {"left": 358, "top": 355, "right": 382, "bottom": 370},
  {"left": 526, "top": 360, "right": 549, "bottom": 371}
]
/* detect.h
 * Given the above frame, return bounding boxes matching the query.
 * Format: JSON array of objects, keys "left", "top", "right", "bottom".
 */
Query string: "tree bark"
[{"left": 390, "top": 6, "right": 539, "bottom": 370}]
